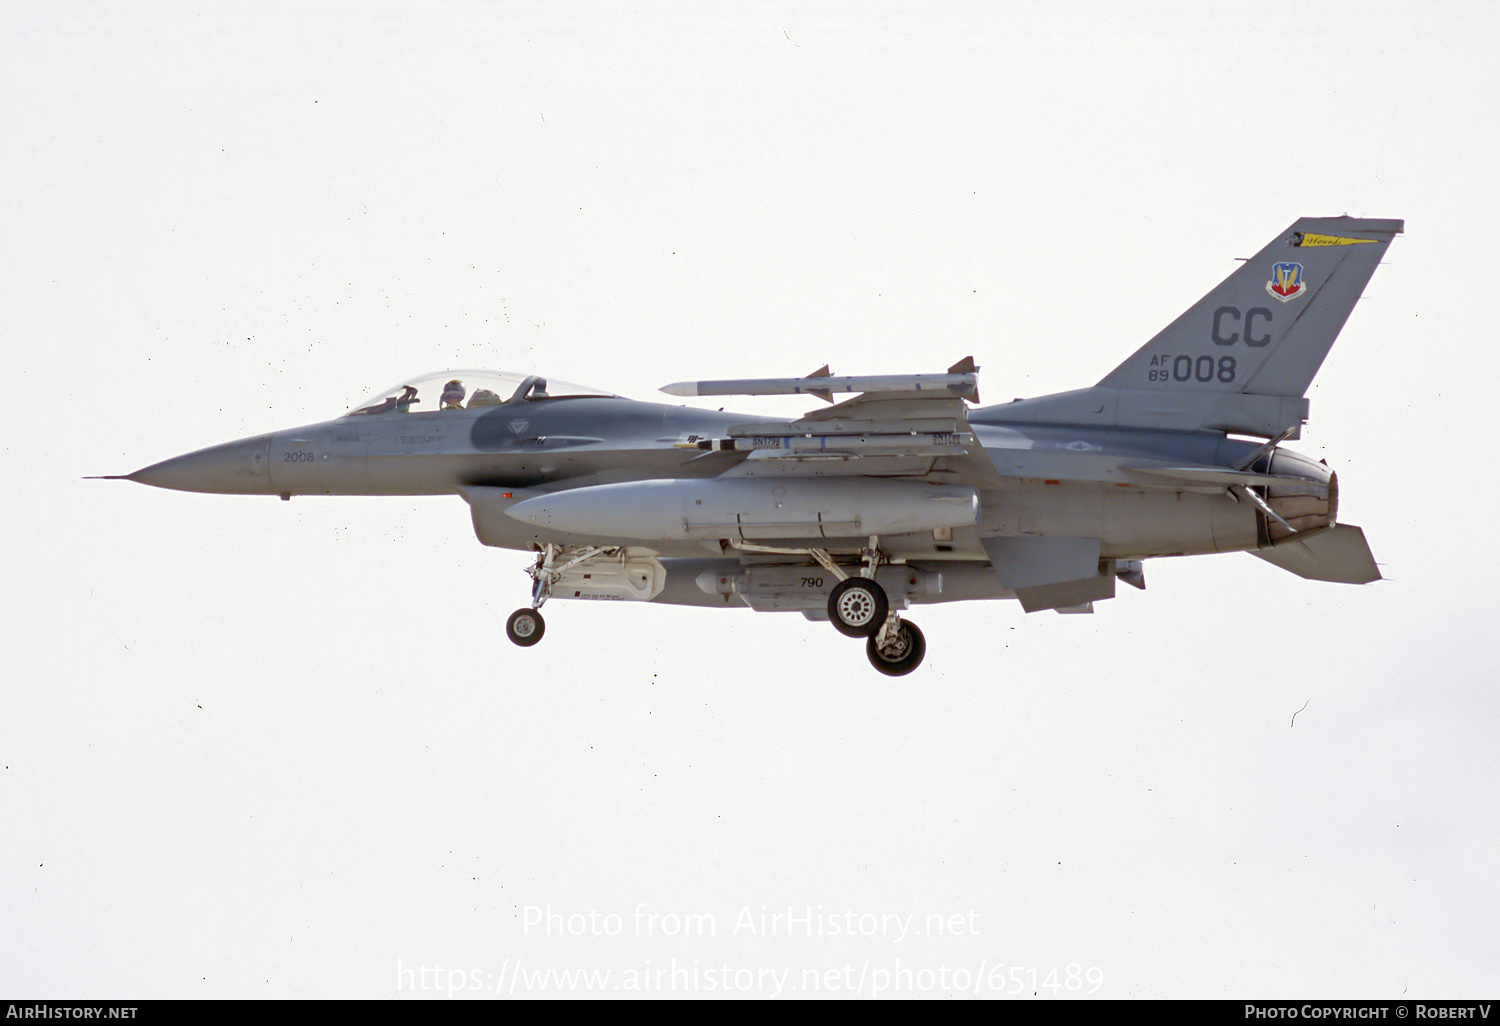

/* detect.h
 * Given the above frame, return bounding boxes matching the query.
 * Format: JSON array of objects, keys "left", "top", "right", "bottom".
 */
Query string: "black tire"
[
  {"left": 866, "top": 620, "right": 926, "bottom": 676},
  {"left": 506, "top": 608, "right": 546, "bottom": 647},
  {"left": 827, "top": 577, "right": 888, "bottom": 638}
]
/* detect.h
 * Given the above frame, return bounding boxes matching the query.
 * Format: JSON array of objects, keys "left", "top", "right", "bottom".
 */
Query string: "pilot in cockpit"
[{"left": 441, "top": 379, "right": 467, "bottom": 410}]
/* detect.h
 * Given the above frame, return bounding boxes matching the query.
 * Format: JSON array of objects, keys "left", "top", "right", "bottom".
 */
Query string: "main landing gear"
[
  {"left": 828, "top": 577, "right": 888, "bottom": 638},
  {"left": 816, "top": 541, "right": 925, "bottom": 677},
  {"left": 506, "top": 540, "right": 928, "bottom": 677},
  {"left": 831, "top": 582, "right": 926, "bottom": 677},
  {"left": 867, "top": 616, "right": 926, "bottom": 677}
]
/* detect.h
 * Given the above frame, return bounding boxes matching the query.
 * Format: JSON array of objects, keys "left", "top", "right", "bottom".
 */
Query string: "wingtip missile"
[
  {"left": 806, "top": 364, "right": 834, "bottom": 403},
  {"left": 659, "top": 365, "right": 980, "bottom": 402}
]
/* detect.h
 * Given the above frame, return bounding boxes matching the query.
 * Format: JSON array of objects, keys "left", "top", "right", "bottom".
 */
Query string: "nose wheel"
[
  {"left": 506, "top": 543, "right": 590, "bottom": 648},
  {"left": 506, "top": 607, "right": 546, "bottom": 647}
]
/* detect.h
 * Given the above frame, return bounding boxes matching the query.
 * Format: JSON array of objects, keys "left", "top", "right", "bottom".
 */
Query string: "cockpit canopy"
[{"left": 345, "top": 370, "right": 614, "bottom": 417}]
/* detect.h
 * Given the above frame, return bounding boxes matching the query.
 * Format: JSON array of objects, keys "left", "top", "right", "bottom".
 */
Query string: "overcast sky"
[{"left": 4, "top": 0, "right": 1498, "bottom": 999}]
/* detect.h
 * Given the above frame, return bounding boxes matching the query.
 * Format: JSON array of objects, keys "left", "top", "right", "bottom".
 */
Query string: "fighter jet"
[{"left": 106, "top": 216, "right": 1401, "bottom": 675}]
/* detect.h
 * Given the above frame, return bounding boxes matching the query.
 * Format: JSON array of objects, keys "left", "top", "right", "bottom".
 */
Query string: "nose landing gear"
[
  {"left": 507, "top": 544, "right": 604, "bottom": 648},
  {"left": 506, "top": 607, "right": 545, "bottom": 646}
]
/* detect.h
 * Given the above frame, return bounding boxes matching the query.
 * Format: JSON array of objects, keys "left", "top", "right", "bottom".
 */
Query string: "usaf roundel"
[{"left": 1266, "top": 261, "right": 1306, "bottom": 302}]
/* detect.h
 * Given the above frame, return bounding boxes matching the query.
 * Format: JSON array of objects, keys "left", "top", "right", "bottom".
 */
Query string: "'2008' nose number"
[{"left": 283, "top": 451, "right": 316, "bottom": 462}]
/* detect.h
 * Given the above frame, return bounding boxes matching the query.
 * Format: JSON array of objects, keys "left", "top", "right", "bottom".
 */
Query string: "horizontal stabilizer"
[
  {"left": 1015, "top": 574, "right": 1116, "bottom": 613},
  {"left": 1250, "top": 524, "right": 1380, "bottom": 584},
  {"left": 982, "top": 536, "right": 1102, "bottom": 590}
]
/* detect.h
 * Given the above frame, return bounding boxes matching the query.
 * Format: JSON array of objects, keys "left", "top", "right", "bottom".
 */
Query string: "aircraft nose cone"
[{"left": 127, "top": 434, "right": 274, "bottom": 494}]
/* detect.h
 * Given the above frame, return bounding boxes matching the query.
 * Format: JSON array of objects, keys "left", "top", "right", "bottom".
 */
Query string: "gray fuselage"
[{"left": 128, "top": 392, "right": 1329, "bottom": 569}]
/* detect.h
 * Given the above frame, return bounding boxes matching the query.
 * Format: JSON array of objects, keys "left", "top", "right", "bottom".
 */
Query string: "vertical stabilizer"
[{"left": 1098, "top": 217, "right": 1402, "bottom": 399}]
